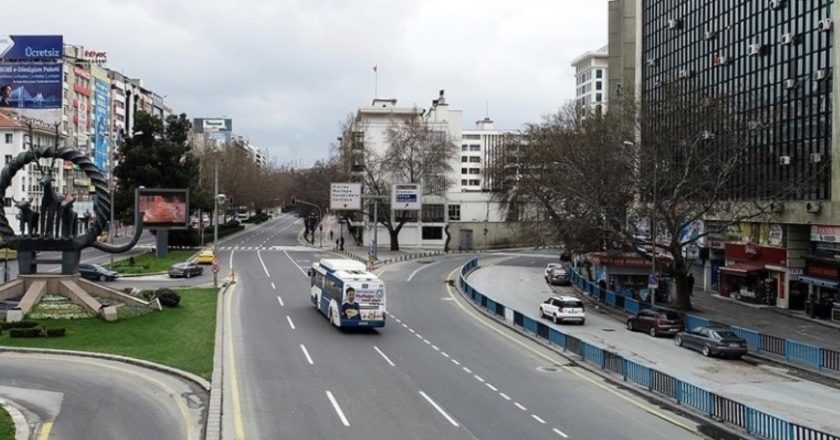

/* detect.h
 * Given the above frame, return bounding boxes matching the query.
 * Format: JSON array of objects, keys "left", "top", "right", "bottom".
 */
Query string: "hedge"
[{"left": 167, "top": 222, "right": 244, "bottom": 247}]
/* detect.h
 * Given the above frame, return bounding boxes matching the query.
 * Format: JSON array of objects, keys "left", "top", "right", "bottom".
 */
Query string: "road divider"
[{"left": 457, "top": 257, "right": 839, "bottom": 440}]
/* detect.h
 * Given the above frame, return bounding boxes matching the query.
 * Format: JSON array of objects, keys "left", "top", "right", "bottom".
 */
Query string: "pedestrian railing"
[
  {"left": 566, "top": 266, "right": 840, "bottom": 375},
  {"left": 458, "top": 258, "right": 840, "bottom": 440}
]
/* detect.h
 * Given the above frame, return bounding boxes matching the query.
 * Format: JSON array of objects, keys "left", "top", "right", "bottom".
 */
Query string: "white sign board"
[
  {"left": 392, "top": 183, "right": 422, "bottom": 210},
  {"left": 330, "top": 183, "right": 362, "bottom": 210}
]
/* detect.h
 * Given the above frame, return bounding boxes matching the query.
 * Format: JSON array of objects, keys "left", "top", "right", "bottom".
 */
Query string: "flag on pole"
[{"left": 373, "top": 64, "right": 378, "bottom": 72}]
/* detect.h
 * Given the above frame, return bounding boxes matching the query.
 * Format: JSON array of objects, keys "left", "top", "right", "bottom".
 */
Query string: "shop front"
[
  {"left": 720, "top": 242, "right": 788, "bottom": 307},
  {"left": 803, "top": 225, "right": 840, "bottom": 321},
  {"left": 586, "top": 252, "right": 671, "bottom": 303}
]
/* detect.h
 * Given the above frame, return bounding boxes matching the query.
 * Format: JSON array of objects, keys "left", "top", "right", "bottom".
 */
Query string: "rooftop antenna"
[
  {"left": 373, "top": 64, "right": 379, "bottom": 99},
  {"left": 485, "top": 100, "right": 489, "bottom": 119}
]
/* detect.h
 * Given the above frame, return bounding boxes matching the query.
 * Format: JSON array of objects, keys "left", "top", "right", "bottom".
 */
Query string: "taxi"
[{"left": 196, "top": 248, "right": 215, "bottom": 264}]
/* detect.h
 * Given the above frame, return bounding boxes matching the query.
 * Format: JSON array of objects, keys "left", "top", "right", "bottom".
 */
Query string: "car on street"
[
  {"left": 78, "top": 263, "right": 119, "bottom": 282},
  {"left": 168, "top": 262, "right": 204, "bottom": 278},
  {"left": 539, "top": 295, "right": 585, "bottom": 324},
  {"left": 544, "top": 263, "right": 563, "bottom": 282},
  {"left": 196, "top": 249, "right": 215, "bottom": 264},
  {"left": 626, "top": 309, "right": 684, "bottom": 337},
  {"left": 547, "top": 267, "right": 571, "bottom": 285},
  {"left": 675, "top": 326, "right": 748, "bottom": 359}
]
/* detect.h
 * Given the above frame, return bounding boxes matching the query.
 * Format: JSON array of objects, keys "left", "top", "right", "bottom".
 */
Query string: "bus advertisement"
[{"left": 309, "top": 259, "right": 386, "bottom": 328}]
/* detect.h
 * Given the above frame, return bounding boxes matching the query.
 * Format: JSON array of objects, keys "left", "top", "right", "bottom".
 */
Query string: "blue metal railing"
[{"left": 455, "top": 258, "right": 839, "bottom": 440}]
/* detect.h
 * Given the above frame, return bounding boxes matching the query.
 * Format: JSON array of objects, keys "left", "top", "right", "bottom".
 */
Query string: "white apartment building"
[{"left": 571, "top": 45, "right": 609, "bottom": 113}]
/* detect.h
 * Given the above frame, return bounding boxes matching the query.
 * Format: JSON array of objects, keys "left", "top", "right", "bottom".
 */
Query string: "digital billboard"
[
  {"left": 93, "top": 78, "right": 110, "bottom": 171},
  {"left": 0, "top": 35, "right": 63, "bottom": 61},
  {"left": 137, "top": 188, "right": 189, "bottom": 229},
  {"left": 0, "top": 63, "right": 62, "bottom": 109}
]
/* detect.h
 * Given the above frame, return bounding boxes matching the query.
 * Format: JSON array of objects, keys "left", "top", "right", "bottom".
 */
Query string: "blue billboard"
[
  {"left": 93, "top": 79, "right": 110, "bottom": 171},
  {"left": 0, "top": 63, "right": 62, "bottom": 109},
  {"left": 0, "top": 35, "right": 63, "bottom": 60}
]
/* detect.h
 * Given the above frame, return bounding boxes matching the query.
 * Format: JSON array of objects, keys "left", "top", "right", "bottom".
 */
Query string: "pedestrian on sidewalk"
[
  {"left": 687, "top": 273, "right": 695, "bottom": 296},
  {"left": 329, "top": 230, "right": 334, "bottom": 242}
]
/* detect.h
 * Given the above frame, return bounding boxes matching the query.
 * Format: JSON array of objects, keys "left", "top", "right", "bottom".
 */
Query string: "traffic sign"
[
  {"left": 648, "top": 274, "right": 658, "bottom": 289},
  {"left": 330, "top": 183, "right": 362, "bottom": 210},
  {"left": 212, "top": 257, "right": 221, "bottom": 273}
]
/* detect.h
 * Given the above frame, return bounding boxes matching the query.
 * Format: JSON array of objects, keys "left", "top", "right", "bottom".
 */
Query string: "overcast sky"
[{"left": 7, "top": 0, "right": 607, "bottom": 166}]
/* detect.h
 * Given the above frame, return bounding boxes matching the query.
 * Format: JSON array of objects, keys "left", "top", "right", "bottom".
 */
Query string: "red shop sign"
[
  {"left": 806, "top": 264, "right": 840, "bottom": 279},
  {"left": 725, "top": 242, "right": 787, "bottom": 265}
]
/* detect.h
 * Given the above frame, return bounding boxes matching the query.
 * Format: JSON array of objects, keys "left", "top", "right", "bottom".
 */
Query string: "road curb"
[
  {"left": 205, "top": 279, "right": 233, "bottom": 440},
  {"left": 0, "top": 397, "right": 30, "bottom": 440},
  {"left": 453, "top": 264, "right": 749, "bottom": 440}
]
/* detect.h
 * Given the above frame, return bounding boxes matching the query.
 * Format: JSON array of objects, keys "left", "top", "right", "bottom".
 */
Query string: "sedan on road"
[
  {"left": 626, "top": 309, "right": 684, "bottom": 337},
  {"left": 544, "top": 263, "right": 562, "bottom": 282},
  {"left": 675, "top": 326, "right": 748, "bottom": 359},
  {"left": 547, "top": 267, "right": 571, "bottom": 286},
  {"left": 78, "top": 263, "right": 119, "bottom": 282},
  {"left": 168, "top": 262, "right": 204, "bottom": 278},
  {"left": 539, "top": 295, "right": 585, "bottom": 324},
  {"left": 196, "top": 249, "right": 215, "bottom": 264}
]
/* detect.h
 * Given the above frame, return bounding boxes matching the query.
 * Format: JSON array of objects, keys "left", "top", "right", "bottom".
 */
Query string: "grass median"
[
  {"left": 108, "top": 250, "right": 197, "bottom": 275},
  {"left": 0, "top": 405, "right": 13, "bottom": 439},
  {"left": 0, "top": 287, "right": 218, "bottom": 379}
]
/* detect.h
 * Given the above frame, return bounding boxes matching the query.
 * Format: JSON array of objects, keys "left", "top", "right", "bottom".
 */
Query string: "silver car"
[{"left": 675, "top": 326, "right": 748, "bottom": 359}]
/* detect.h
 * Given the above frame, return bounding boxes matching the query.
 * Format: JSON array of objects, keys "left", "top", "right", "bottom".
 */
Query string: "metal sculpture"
[{"left": 0, "top": 124, "right": 144, "bottom": 275}]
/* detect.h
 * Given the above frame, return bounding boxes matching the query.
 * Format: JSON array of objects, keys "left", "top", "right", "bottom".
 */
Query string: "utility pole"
[
  {"left": 213, "top": 160, "right": 219, "bottom": 288},
  {"left": 362, "top": 194, "right": 389, "bottom": 259}
]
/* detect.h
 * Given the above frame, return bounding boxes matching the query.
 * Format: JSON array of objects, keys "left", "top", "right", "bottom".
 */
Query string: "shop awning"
[
  {"left": 797, "top": 275, "right": 840, "bottom": 289},
  {"left": 719, "top": 262, "right": 766, "bottom": 276}
]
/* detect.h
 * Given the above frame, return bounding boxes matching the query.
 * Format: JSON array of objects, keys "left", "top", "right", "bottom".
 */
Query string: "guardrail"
[
  {"left": 458, "top": 258, "right": 839, "bottom": 440},
  {"left": 567, "top": 269, "right": 840, "bottom": 374}
]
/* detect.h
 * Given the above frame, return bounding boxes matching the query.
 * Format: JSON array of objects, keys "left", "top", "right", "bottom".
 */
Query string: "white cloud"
[{"left": 6, "top": 0, "right": 607, "bottom": 164}]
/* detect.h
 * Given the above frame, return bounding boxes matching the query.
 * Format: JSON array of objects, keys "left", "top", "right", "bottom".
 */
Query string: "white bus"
[{"left": 309, "top": 259, "right": 386, "bottom": 328}]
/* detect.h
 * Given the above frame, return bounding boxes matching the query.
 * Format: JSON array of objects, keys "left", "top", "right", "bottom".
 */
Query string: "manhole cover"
[{"left": 536, "top": 366, "right": 560, "bottom": 373}]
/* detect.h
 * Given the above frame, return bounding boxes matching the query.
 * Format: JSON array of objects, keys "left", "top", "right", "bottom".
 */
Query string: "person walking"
[{"left": 687, "top": 273, "right": 695, "bottom": 296}]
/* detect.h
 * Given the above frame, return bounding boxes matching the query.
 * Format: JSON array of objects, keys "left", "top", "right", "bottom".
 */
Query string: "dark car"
[
  {"left": 548, "top": 267, "right": 571, "bottom": 286},
  {"left": 626, "top": 309, "right": 684, "bottom": 337},
  {"left": 168, "top": 262, "right": 203, "bottom": 278},
  {"left": 675, "top": 326, "right": 748, "bottom": 359},
  {"left": 78, "top": 263, "right": 119, "bottom": 282}
]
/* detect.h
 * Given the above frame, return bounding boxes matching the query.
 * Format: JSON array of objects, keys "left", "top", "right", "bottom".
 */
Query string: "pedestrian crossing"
[{"left": 216, "top": 245, "right": 321, "bottom": 252}]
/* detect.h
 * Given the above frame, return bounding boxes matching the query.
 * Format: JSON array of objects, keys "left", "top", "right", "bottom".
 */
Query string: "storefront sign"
[
  {"left": 806, "top": 263, "right": 840, "bottom": 279},
  {"left": 768, "top": 224, "right": 783, "bottom": 246},
  {"left": 725, "top": 242, "right": 787, "bottom": 266},
  {"left": 744, "top": 242, "right": 761, "bottom": 258},
  {"left": 811, "top": 225, "right": 840, "bottom": 243}
]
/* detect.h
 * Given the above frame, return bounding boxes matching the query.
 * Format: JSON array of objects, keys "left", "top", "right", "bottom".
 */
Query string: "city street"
[
  {"left": 467, "top": 257, "right": 840, "bottom": 434},
  {"left": 219, "top": 214, "right": 705, "bottom": 439}
]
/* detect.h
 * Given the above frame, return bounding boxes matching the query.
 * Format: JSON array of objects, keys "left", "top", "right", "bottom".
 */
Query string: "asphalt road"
[
  {"left": 468, "top": 258, "right": 840, "bottom": 434},
  {"left": 222, "top": 214, "right": 704, "bottom": 439},
  {"left": 0, "top": 352, "right": 206, "bottom": 440}
]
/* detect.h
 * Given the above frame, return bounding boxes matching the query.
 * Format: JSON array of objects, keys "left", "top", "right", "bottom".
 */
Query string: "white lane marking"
[
  {"left": 419, "top": 391, "right": 459, "bottom": 427},
  {"left": 441, "top": 297, "right": 455, "bottom": 301},
  {"left": 499, "top": 392, "right": 511, "bottom": 401},
  {"left": 452, "top": 359, "right": 461, "bottom": 366},
  {"left": 286, "top": 315, "right": 296, "bottom": 330},
  {"left": 229, "top": 249, "right": 235, "bottom": 269},
  {"left": 532, "top": 414, "right": 546, "bottom": 424},
  {"left": 402, "top": 323, "right": 409, "bottom": 328},
  {"left": 270, "top": 282, "right": 276, "bottom": 290},
  {"left": 553, "top": 428, "right": 569, "bottom": 438},
  {"left": 462, "top": 367, "right": 472, "bottom": 374},
  {"left": 284, "top": 250, "right": 308, "bottom": 277},
  {"left": 409, "top": 328, "right": 416, "bottom": 334},
  {"left": 406, "top": 260, "right": 439, "bottom": 282},
  {"left": 514, "top": 402, "right": 527, "bottom": 411},
  {"left": 423, "top": 339, "right": 431, "bottom": 345},
  {"left": 394, "top": 318, "right": 402, "bottom": 323},
  {"left": 326, "top": 391, "right": 350, "bottom": 427},
  {"left": 277, "top": 296, "right": 285, "bottom": 307},
  {"left": 300, "top": 344, "right": 314, "bottom": 365},
  {"left": 415, "top": 334, "right": 423, "bottom": 339},
  {"left": 486, "top": 383, "right": 498, "bottom": 392},
  {"left": 373, "top": 346, "right": 396, "bottom": 367},
  {"left": 432, "top": 345, "right": 439, "bottom": 351},
  {"left": 257, "top": 250, "right": 270, "bottom": 278},
  {"left": 441, "top": 352, "right": 450, "bottom": 358},
  {"left": 473, "top": 374, "right": 485, "bottom": 383}
]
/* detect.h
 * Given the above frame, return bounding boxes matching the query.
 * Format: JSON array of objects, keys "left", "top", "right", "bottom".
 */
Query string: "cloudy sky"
[{"left": 7, "top": 0, "right": 607, "bottom": 166}]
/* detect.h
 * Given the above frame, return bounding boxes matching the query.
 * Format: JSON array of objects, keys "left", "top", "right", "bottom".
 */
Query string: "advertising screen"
[
  {"left": 138, "top": 189, "right": 189, "bottom": 228},
  {"left": 0, "top": 62, "right": 62, "bottom": 109},
  {"left": 0, "top": 35, "right": 63, "bottom": 61},
  {"left": 93, "top": 78, "right": 110, "bottom": 171}
]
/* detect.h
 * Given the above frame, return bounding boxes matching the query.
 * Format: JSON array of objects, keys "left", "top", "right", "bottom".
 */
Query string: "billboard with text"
[
  {"left": 93, "top": 78, "right": 110, "bottom": 171},
  {"left": 392, "top": 183, "right": 422, "bottom": 210},
  {"left": 0, "top": 35, "right": 63, "bottom": 61},
  {"left": 0, "top": 63, "right": 62, "bottom": 109}
]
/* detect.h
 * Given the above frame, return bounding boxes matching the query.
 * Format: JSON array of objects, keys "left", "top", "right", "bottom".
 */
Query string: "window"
[
  {"left": 4, "top": 155, "right": 11, "bottom": 164},
  {"left": 448, "top": 204, "right": 461, "bottom": 221},
  {"left": 461, "top": 144, "right": 468, "bottom": 151},
  {"left": 469, "top": 157, "right": 480, "bottom": 163},
  {"left": 469, "top": 145, "right": 480, "bottom": 151},
  {"left": 596, "top": 69, "right": 603, "bottom": 79},
  {"left": 461, "top": 179, "right": 468, "bottom": 185},
  {"left": 595, "top": 93, "right": 602, "bottom": 102},
  {"left": 468, "top": 168, "right": 480, "bottom": 175},
  {"left": 469, "top": 179, "right": 480, "bottom": 186},
  {"left": 596, "top": 81, "right": 602, "bottom": 91},
  {"left": 4, "top": 134, "right": 11, "bottom": 144},
  {"left": 421, "top": 226, "right": 443, "bottom": 240},
  {"left": 461, "top": 156, "right": 468, "bottom": 162},
  {"left": 461, "top": 168, "right": 468, "bottom": 174},
  {"left": 422, "top": 204, "right": 445, "bottom": 222},
  {"left": 394, "top": 210, "right": 419, "bottom": 223}
]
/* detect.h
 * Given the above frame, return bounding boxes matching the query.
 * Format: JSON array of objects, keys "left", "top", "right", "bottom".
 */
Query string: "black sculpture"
[{"left": 0, "top": 124, "right": 144, "bottom": 275}]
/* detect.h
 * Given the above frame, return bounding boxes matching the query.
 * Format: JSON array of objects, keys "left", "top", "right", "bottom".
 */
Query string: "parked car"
[
  {"left": 196, "top": 249, "right": 215, "bottom": 264},
  {"left": 547, "top": 267, "right": 571, "bottom": 286},
  {"left": 626, "top": 309, "right": 684, "bottom": 337},
  {"left": 675, "top": 326, "right": 748, "bottom": 359},
  {"left": 539, "top": 295, "right": 585, "bottom": 324},
  {"left": 544, "top": 263, "right": 563, "bottom": 282},
  {"left": 168, "top": 262, "right": 204, "bottom": 278},
  {"left": 78, "top": 263, "right": 119, "bottom": 282}
]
